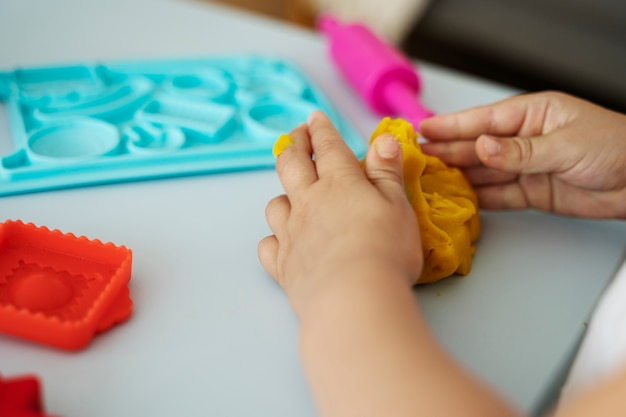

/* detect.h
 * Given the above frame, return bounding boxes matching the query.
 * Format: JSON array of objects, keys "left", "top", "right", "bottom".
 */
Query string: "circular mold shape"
[
  {"left": 8, "top": 269, "right": 74, "bottom": 312},
  {"left": 27, "top": 119, "right": 120, "bottom": 162},
  {"left": 244, "top": 99, "right": 316, "bottom": 142}
]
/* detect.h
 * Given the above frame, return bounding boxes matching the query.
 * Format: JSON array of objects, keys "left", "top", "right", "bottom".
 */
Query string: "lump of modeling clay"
[{"left": 369, "top": 118, "right": 481, "bottom": 284}]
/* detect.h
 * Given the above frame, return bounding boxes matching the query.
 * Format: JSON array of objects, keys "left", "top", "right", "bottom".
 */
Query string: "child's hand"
[
  {"left": 258, "top": 111, "right": 422, "bottom": 317},
  {"left": 420, "top": 91, "right": 626, "bottom": 219}
]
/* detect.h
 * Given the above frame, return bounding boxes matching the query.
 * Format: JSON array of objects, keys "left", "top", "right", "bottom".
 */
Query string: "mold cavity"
[
  {"left": 1, "top": 150, "right": 29, "bottom": 170},
  {"left": 65, "top": 91, "right": 82, "bottom": 103},
  {"left": 140, "top": 97, "right": 235, "bottom": 139},
  {"left": 172, "top": 75, "right": 203, "bottom": 89},
  {"left": 15, "top": 65, "right": 95, "bottom": 87},
  {"left": 250, "top": 104, "right": 292, "bottom": 129},
  {"left": 28, "top": 120, "right": 120, "bottom": 161},
  {"left": 8, "top": 268, "right": 74, "bottom": 312},
  {"left": 145, "top": 99, "right": 231, "bottom": 125},
  {"left": 126, "top": 124, "right": 184, "bottom": 154},
  {"left": 165, "top": 72, "right": 232, "bottom": 102},
  {"left": 243, "top": 100, "right": 315, "bottom": 142},
  {"left": 248, "top": 102, "right": 310, "bottom": 131}
]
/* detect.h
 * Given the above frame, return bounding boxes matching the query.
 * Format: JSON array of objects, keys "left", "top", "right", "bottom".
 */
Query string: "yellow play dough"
[
  {"left": 273, "top": 133, "right": 294, "bottom": 157},
  {"left": 369, "top": 118, "right": 481, "bottom": 284}
]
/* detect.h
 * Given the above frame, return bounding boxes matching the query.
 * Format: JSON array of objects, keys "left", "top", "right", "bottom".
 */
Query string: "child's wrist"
[{"left": 292, "top": 260, "right": 416, "bottom": 320}]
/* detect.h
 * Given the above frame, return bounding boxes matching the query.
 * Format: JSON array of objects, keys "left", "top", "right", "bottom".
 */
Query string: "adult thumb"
[
  {"left": 364, "top": 134, "right": 405, "bottom": 198},
  {"left": 476, "top": 133, "right": 564, "bottom": 175}
]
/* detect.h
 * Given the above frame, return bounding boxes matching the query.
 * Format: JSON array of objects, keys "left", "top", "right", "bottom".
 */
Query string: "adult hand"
[{"left": 420, "top": 91, "right": 626, "bottom": 219}]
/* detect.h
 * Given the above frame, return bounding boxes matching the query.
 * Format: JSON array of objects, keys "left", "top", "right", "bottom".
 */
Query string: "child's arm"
[
  {"left": 556, "top": 366, "right": 626, "bottom": 417},
  {"left": 259, "top": 111, "right": 519, "bottom": 417},
  {"left": 298, "top": 263, "right": 518, "bottom": 417},
  {"left": 259, "top": 106, "right": 626, "bottom": 417}
]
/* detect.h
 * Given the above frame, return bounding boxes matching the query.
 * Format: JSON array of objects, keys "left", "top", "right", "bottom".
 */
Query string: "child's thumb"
[
  {"left": 476, "top": 133, "right": 563, "bottom": 175},
  {"left": 364, "top": 134, "right": 405, "bottom": 199}
]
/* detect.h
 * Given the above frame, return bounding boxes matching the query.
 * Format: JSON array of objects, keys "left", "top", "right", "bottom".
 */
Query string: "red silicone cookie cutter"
[{"left": 0, "top": 220, "right": 133, "bottom": 350}]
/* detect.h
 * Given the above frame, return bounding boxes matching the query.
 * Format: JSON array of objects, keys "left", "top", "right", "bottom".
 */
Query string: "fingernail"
[
  {"left": 273, "top": 134, "right": 294, "bottom": 157},
  {"left": 482, "top": 136, "right": 501, "bottom": 157},
  {"left": 307, "top": 111, "right": 319, "bottom": 125},
  {"left": 307, "top": 110, "right": 325, "bottom": 125},
  {"left": 375, "top": 134, "right": 400, "bottom": 159}
]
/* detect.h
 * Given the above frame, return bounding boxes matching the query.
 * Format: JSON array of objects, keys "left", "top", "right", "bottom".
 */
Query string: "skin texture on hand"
[
  {"left": 368, "top": 117, "right": 480, "bottom": 284},
  {"left": 258, "top": 111, "right": 422, "bottom": 317},
  {"left": 258, "top": 111, "right": 520, "bottom": 417},
  {"left": 258, "top": 106, "right": 626, "bottom": 417},
  {"left": 419, "top": 91, "right": 626, "bottom": 219}
]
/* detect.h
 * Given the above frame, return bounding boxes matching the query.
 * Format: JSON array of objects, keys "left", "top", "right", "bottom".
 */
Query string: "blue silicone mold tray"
[{"left": 0, "top": 56, "right": 367, "bottom": 196}]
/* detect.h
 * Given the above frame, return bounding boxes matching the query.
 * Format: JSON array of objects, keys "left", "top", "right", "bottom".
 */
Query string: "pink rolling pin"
[{"left": 318, "top": 14, "right": 434, "bottom": 127}]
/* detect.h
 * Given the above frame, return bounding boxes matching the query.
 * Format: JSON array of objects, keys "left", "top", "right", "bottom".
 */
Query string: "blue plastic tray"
[{"left": 0, "top": 56, "right": 367, "bottom": 196}]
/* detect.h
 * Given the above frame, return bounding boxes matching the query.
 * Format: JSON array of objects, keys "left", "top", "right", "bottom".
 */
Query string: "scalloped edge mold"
[
  {"left": 0, "top": 220, "right": 133, "bottom": 350},
  {"left": 0, "top": 55, "right": 368, "bottom": 196}
]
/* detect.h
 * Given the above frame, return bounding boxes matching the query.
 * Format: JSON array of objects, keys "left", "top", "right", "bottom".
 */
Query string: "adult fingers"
[
  {"left": 420, "top": 93, "right": 549, "bottom": 142},
  {"left": 306, "top": 110, "right": 363, "bottom": 179},
  {"left": 420, "top": 140, "right": 481, "bottom": 168},
  {"left": 474, "top": 183, "right": 529, "bottom": 210},
  {"left": 474, "top": 174, "right": 553, "bottom": 212},
  {"left": 475, "top": 132, "right": 568, "bottom": 175},
  {"left": 462, "top": 165, "right": 518, "bottom": 186}
]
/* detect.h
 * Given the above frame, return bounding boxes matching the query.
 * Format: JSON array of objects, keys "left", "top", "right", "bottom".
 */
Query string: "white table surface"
[{"left": 1, "top": 1, "right": 625, "bottom": 416}]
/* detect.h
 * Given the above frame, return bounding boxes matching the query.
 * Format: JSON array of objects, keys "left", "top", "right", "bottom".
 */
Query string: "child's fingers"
[
  {"left": 274, "top": 123, "right": 317, "bottom": 199},
  {"left": 260, "top": 195, "right": 290, "bottom": 282},
  {"left": 258, "top": 234, "right": 279, "bottom": 279},
  {"left": 364, "top": 134, "right": 406, "bottom": 201},
  {"left": 306, "top": 110, "right": 363, "bottom": 179},
  {"left": 265, "top": 194, "right": 290, "bottom": 236}
]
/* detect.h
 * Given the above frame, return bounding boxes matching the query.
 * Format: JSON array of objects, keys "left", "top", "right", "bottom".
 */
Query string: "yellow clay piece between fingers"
[
  {"left": 369, "top": 118, "right": 481, "bottom": 284},
  {"left": 273, "top": 133, "right": 294, "bottom": 157}
]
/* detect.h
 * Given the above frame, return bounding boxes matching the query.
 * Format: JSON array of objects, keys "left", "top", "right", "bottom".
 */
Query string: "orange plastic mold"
[{"left": 0, "top": 220, "right": 133, "bottom": 350}]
